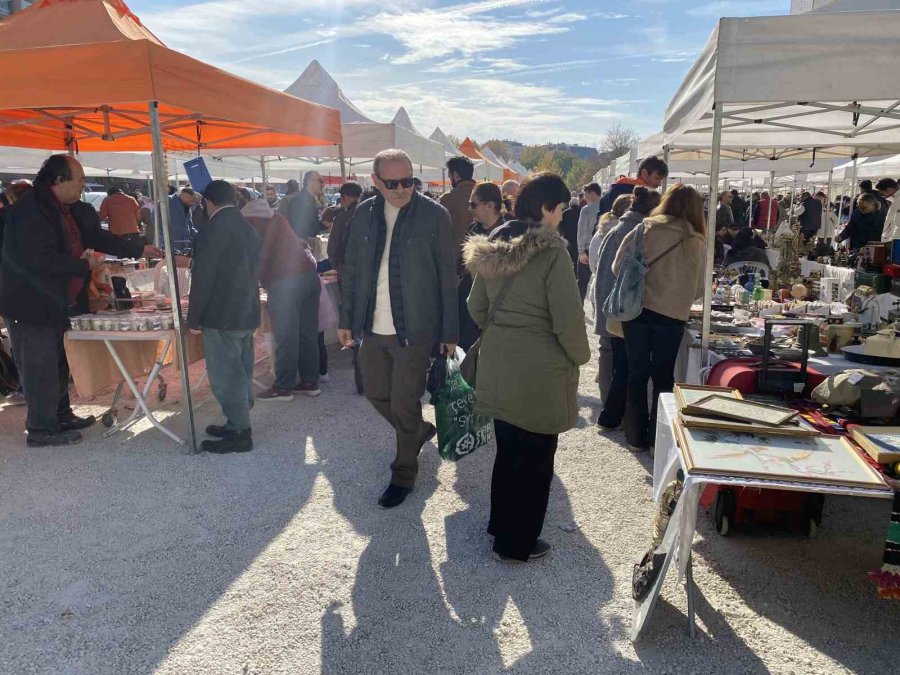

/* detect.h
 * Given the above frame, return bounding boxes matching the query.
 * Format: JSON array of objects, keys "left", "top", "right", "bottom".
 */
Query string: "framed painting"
[
  {"left": 689, "top": 395, "right": 797, "bottom": 427},
  {"left": 849, "top": 427, "right": 900, "bottom": 464},
  {"left": 679, "top": 411, "right": 819, "bottom": 437},
  {"left": 674, "top": 384, "right": 743, "bottom": 413},
  {"left": 674, "top": 423, "right": 887, "bottom": 489}
]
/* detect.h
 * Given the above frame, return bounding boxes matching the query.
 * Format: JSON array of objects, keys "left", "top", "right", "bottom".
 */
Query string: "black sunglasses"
[{"left": 377, "top": 175, "right": 416, "bottom": 190}]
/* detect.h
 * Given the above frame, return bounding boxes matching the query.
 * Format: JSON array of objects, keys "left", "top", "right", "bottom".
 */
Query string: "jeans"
[
  {"left": 267, "top": 272, "right": 320, "bottom": 390},
  {"left": 5, "top": 319, "right": 72, "bottom": 433},
  {"left": 203, "top": 328, "right": 255, "bottom": 431},
  {"left": 621, "top": 309, "right": 685, "bottom": 448},
  {"left": 598, "top": 336, "right": 628, "bottom": 429},
  {"left": 576, "top": 261, "right": 591, "bottom": 304},
  {"left": 490, "top": 419, "right": 558, "bottom": 560},
  {"left": 598, "top": 335, "right": 614, "bottom": 403},
  {"left": 358, "top": 334, "right": 432, "bottom": 489}
]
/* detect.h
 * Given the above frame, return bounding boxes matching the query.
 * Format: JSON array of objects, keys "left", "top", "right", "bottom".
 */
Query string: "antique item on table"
[
  {"left": 860, "top": 243, "right": 887, "bottom": 270},
  {"left": 679, "top": 410, "right": 819, "bottom": 437},
  {"left": 849, "top": 427, "right": 900, "bottom": 464},
  {"left": 845, "top": 285, "right": 880, "bottom": 332},
  {"left": 855, "top": 270, "right": 891, "bottom": 295},
  {"left": 826, "top": 323, "right": 856, "bottom": 353},
  {"left": 688, "top": 394, "right": 798, "bottom": 426},
  {"left": 812, "top": 369, "right": 887, "bottom": 407},
  {"left": 863, "top": 325, "right": 900, "bottom": 359},
  {"left": 843, "top": 343, "right": 900, "bottom": 367},
  {"left": 674, "top": 384, "right": 743, "bottom": 413},
  {"left": 674, "top": 423, "right": 887, "bottom": 489},
  {"left": 791, "top": 283, "right": 808, "bottom": 300}
]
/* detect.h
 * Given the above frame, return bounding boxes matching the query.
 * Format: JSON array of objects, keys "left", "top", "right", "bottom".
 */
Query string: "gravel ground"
[{"left": 2, "top": 334, "right": 900, "bottom": 674}]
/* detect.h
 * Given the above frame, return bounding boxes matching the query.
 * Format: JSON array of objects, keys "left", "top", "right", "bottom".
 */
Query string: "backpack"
[
  {"left": 603, "top": 223, "right": 685, "bottom": 323},
  {"left": 602, "top": 223, "right": 649, "bottom": 322}
]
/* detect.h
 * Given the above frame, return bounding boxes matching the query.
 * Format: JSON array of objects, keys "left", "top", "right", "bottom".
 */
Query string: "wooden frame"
[
  {"left": 674, "top": 384, "right": 743, "bottom": 414},
  {"left": 689, "top": 394, "right": 798, "bottom": 426},
  {"left": 679, "top": 412, "right": 819, "bottom": 437},
  {"left": 849, "top": 427, "right": 900, "bottom": 464},
  {"left": 674, "top": 422, "right": 886, "bottom": 489}
]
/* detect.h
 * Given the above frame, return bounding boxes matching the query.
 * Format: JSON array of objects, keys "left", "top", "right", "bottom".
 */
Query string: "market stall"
[
  {"left": 630, "top": 7, "right": 900, "bottom": 639},
  {"left": 0, "top": 0, "right": 341, "bottom": 451}
]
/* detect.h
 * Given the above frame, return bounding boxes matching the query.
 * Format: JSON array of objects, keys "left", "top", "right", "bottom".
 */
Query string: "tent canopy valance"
[{"left": 660, "top": 12, "right": 900, "bottom": 152}]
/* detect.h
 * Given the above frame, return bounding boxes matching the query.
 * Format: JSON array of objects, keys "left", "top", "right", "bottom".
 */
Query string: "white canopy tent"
[{"left": 657, "top": 9, "right": 900, "bottom": 355}]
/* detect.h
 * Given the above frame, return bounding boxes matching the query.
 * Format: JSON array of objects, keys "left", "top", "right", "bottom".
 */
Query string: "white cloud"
[
  {"left": 686, "top": 1, "right": 786, "bottom": 18},
  {"left": 546, "top": 12, "right": 587, "bottom": 23}
]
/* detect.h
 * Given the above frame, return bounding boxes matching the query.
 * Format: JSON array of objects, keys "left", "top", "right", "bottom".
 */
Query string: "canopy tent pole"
[
  {"left": 849, "top": 155, "right": 859, "bottom": 207},
  {"left": 701, "top": 105, "right": 723, "bottom": 362},
  {"left": 259, "top": 157, "right": 267, "bottom": 187},
  {"left": 662, "top": 146, "right": 670, "bottom": 192},
  {"left": 768, "top": 170, "right": 776, "bottom": 227},
  {"left": 824, "top": 170, "right": 834, "bottom": 235},
  {"left": 338, "top": 144, "right": 347, "bottom": 182},
  {"left": 149, "top": 101, "right": 197, "bottom": 453}
]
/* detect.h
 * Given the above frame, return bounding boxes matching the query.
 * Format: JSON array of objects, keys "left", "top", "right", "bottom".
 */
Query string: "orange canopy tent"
[
  {"left": 0, "top": 0, "right": 342, "bottom": 153},
  {"left": 458, "top": 137, "right": 504, "bottom": 183},
  {"left": 0, "top": 0, "right": 344, "bottom": 452}
]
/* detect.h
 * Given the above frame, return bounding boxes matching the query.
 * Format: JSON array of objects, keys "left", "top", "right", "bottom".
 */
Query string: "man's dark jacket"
[
  {"left": 0, "top": 187, "right": 143, "bottom": 326},
  {"left": 798, "top": 196, "right": 823, "bottom": 240},
  {"left": 187, "top": 206, "right": 262, "bottom": 331},
  {"left": 559, "top": 204, "right": 582, "bottom": 265},
  {"left": 327, "top": 200, "right": 358, "bottom": 274},
  {"left": 339, "top": 191, "right": 459, "bottom": 345},
  {"left": 287, "top": 190, "right": 323, "bottom": 240}
]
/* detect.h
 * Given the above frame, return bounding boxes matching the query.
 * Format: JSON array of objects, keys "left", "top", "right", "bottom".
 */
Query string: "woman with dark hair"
[
  {"left": 463, "top": 172, "right": 590, "bottom": 562},
  {"left": 612, "top": 184, "right": 706, "bottom": 450},
  {"left": 594, "top": 186, "right": 661, "bottom": 430},
  {"left": 458, "top": 183, "right": 507, "bottom": 350},
  {"left": 723, "top": 227, "right": 769, "bottom": 267}
]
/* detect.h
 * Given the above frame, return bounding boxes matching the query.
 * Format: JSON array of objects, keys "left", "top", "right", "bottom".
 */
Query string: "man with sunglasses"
[
  {"left": 288, "top": 170, "right": 325, "bottom": 245},
  {"left": 338, "top": 149, "right": 458, "bottom": 509}
]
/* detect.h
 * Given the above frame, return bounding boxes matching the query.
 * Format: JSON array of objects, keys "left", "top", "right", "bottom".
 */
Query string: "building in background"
[
  {"left": 0, "top": 1, "right": 32, "bottom": 17},
  {"left": 792, "top": 0, "right": 900, "bottom": 12}
]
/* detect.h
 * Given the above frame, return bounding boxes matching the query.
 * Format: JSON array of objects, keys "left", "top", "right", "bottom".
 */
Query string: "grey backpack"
[{"left": 603, "top": 224, "right": 684, "bottom": 322}]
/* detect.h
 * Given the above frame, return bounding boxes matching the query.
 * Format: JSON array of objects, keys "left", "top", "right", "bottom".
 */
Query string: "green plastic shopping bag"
[{"left": 434, "top": 349, "right": 494, "bottom": 461}]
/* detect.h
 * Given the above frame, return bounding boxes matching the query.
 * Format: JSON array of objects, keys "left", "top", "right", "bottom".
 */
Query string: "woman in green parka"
[{"left": 463, "top": 172, "right": 590, "bottom": 563}]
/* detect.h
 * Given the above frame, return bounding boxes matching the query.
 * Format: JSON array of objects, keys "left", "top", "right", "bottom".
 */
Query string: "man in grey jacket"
[
  {"left": 576, "top": 182, "right": 602, "bottom": 302},
  {"left": 338, "top": 149, "right": 459, "bottom": 510},
  {"left": 288, "top": 171, "right": 324, "bottom": 243}
]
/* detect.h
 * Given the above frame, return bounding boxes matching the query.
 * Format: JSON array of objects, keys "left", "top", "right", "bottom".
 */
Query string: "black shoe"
[
  {"left": 417, "top": 422, "right": 437, "bottom": 455},
  {"left": 493, "top": 538, "right": 552, "bottom": 563},
  {"left": 58, "top": 414, "right": 96, "bottom": 432},
  {"left": 27, "top": 429, "right": 83, "bottom": 447},
  {"left": 377, "top": 483, "right": 412, "bottom": 509},
  {"left": 205, "top": 424, "right": 241, "bottom": 438},
  {"left": 201, "top": 429, "right": 252, "bottom": 454}
]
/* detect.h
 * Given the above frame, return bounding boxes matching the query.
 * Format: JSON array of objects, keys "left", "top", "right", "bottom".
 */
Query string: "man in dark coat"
[
  {"left": 187, "top": 180, "right": 262, "bottom": 454},
  {"left": 796, "top": 191, "right": 823, "bottom": 241},
  {"left": 0, "top": 155, "right": 161, "bottom": 447},
  {"left": 338, "top": 149, "right": 459, "bottom": 510},
  {"left": 288, "top": 171, "right": 325, "bottom": 243}
]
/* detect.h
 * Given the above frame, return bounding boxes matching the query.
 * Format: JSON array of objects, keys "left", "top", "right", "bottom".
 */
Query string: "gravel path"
[{"left": 2, "top": 336, "right": 900, "bottom": 674}]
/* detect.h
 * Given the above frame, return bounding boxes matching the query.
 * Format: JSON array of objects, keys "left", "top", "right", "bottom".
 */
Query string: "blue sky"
[{"left": 129, "top": 0, "right": 789, "bottom": 147}]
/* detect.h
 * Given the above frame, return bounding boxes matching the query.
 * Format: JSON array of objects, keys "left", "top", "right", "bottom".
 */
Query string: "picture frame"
[
  {"left": 674, "top": 384, "right": 743, "bottom": 414},
  {"left": 689, "top": 394, "right": 798, "bottom": 427},
  {"left": 679, "top": 411, "right": 819, "bottom": 437},
  {"left": 674, "top": 422, "right": 886, "bottom": 489},
  {"left": 849, "top": 427, "right": 900, "bottom": 464}
]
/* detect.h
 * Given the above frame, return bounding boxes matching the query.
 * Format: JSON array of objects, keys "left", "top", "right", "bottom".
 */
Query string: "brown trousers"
[{"left": 358, "top": 334, "right": 433, "bottom": 489}]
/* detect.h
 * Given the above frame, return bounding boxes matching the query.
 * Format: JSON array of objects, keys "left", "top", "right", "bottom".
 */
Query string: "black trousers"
[
  {"left": 457, "top": 274, "right": 480, "bottom": 352},
  {"left": 621, "top": 309, "right": 685, "bottom": 448},
  {"left": 318, "top": 331, "right": 328, "bottom": 376},
  {"left": 5, "top": 319, "right": 73, "bottom": 433},
  {"left": 576, "top": 261, "right": 591, "bottom": 304},
  {"left": 598, "top": 336, "right": 628, "bottom": 428},
  {"left": 489, "top": 419, "right": 558, "bottom": 560}
]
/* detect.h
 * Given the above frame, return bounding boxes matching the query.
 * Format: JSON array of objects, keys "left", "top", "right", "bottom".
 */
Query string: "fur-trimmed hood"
[{"left": 463, "top": 220, "right": 568, "bottom": 280}]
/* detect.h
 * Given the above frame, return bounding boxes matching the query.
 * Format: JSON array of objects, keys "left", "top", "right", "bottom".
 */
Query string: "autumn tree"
[{"left": 601, "top": 123, "right": 639, "bottom": 159}]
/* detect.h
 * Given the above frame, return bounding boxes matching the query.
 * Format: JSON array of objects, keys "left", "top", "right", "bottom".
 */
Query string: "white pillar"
[
  {"left": 149, "top": 101, "right": 197, "bottom": 453},
  {"left": 701, "top": 105, "right": 724, "bottom": 361}
]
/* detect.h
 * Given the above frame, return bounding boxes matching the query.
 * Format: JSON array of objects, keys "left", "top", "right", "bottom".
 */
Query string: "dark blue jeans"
[{"left": 203, "top": 328, "right": 255, "bottom": 431}]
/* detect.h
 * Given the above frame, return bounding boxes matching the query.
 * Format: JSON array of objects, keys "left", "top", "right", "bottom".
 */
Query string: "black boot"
[
  {"left": 27, "top": 429, "right": 83, "bottom": 448},
  {"left": 205, "top": 424, "right": 241, "bottom": 438},
  {"left": 58, "top": 413, "right": 96, "bottom": 431},
  {"left": 202, "top": 429, "right": 252, "bottom": 454},
  {"left": 377, "top": 483, "right": 412, "bottom": 509}
]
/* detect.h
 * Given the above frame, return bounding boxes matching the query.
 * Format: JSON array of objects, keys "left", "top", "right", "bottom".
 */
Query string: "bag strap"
[
  {"left": 645, "top": 238, "right": 684, "bottom": 267},
  {"left": 484, "top": 276, "right": 514, "bottom": 331}
]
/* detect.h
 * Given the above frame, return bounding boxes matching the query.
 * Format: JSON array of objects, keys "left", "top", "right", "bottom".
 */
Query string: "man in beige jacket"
[{"left": 439, "top": 155, "right": 477, "bottom": 255}]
